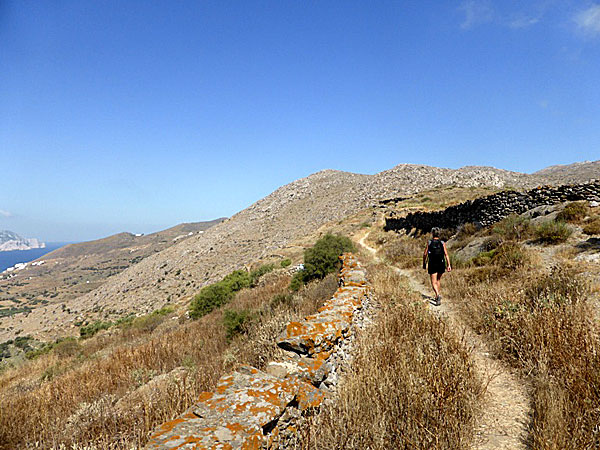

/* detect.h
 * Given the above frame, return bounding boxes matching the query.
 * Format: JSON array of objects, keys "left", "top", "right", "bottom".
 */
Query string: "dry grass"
[
  {"left": 305, "top": 264, "right": 482, "bottom": 449},
  {"left": 0, "top": 272, "right": 337, "bottom": 449},
  {"left": 381, "top": 234, "right": 425, "bottom": 268},
  {"left": 389, "top": 186, "right": 501, "bottom": 211},
  {"left": 446, "top": 259, "right": 600, "bottom": 448}
]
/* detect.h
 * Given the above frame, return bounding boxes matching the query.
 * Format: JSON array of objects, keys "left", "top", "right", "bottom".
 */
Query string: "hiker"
[{"left": 423, "top": 227, "right": 451, "bottom": 306}]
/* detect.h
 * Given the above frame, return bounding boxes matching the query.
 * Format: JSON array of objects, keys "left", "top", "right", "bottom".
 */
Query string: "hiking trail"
[{"left": 356, "top": 228, "right": 531, "bottom": 450}]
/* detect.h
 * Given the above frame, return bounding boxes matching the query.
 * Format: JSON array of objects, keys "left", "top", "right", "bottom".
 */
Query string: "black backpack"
[{"left": 428, "top": 239, "right": 444, "bottom": 257}]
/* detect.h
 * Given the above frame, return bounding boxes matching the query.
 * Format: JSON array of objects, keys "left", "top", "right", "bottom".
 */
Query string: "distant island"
[{"left": 0, "top": 230, "right": 46, "bottom": 252}]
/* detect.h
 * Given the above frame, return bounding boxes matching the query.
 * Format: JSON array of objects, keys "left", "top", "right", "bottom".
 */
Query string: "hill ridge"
[{"left": 1, "top": 160, "right": 597, "bottom": 341}]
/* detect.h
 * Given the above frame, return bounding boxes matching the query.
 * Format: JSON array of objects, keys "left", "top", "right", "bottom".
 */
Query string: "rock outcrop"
[
  {"left": 0, "top": 230, "right": 45, "bottom": 251},
  {"left": 146, "top": 253, "right": 371, "bottom": 449},
  {"left": 384, "top": 181, "right": 600, "bottom": 234}
]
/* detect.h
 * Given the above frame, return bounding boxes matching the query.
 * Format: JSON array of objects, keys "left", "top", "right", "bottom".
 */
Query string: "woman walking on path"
[{"left": 423, "top": 227, "right": 451, "bottom": 306}]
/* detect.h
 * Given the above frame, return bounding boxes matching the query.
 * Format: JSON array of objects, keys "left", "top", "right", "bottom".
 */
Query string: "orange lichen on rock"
[
  {"left": 146, "top": 253, "right": 370, "bottom": 450},
  {"left": 146, "top": 366, "right": 324, "bottom": 449}
]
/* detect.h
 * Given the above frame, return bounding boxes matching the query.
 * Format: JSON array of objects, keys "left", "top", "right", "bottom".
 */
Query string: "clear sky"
[{"left": 1, "top": 1, "right": 599, "bottom": 242}]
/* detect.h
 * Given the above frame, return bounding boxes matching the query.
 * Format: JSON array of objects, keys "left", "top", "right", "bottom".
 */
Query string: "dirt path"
[{"left": 356, "top": 229, "right": 531, "bottom": 449}]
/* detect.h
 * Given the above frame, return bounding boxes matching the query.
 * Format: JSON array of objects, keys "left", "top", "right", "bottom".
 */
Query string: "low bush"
[
  {"left": 471, "top": 249, "right": 495, "bottom": 267},
  {"left": 470, "top": 241, "right": 529, "bottom": 269},
  {"left": 79, "top": 320, "right": 113, "bottom": 339},
  {"left": 53, "top": 338, "right": 81, "bottom": 358},
  {"left": 291, "top": 234, "right": 355, "bottom": 290},
  {"left": 556, "top": 201, "right": 589, "bottom": 223},
  {"left": 189, "top": 283, "right": 233, "bottom": 319},
  {"left": 249, "top": 264, "right": 274, "bottom": 286},
  {"left": 190, "top": 265, "right": 278, "bottom": 319},
  {"left": 131, "top": 314, "right": 164, "bottom": 333},
  {"left": 492, "top": 241, "right": 529, "bottom": 269},
  {"left": 280, "top": 258, "right": 292, "bottom": 268},
  {"left": 534, "top": 220, "right": 572, "bottom": 244},
  {"left": 492, "top": 214, "right": 533, "bottom": 241},
  {"left": 270, "top": 293, "right": 292, "bottom": 309},
  {"left": 582, "top": 217, "right": 600, "bottom": 235},
  {"left": 223, "top": 309, "right": 254, "bottom": 340},
  {"left": 303, "top": 234, "right": 355, "bottom": 281},
  {"left": 455, "top": 222, "right": 479, "bottom": 240}
]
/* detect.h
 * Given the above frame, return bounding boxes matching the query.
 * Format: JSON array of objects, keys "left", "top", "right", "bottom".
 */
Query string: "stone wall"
[
  {"left": 146, "top": 253, "right": 371, "bottom": 449},
  {"left": 384, "top": 181, "right": 600, "bottom": 234}
]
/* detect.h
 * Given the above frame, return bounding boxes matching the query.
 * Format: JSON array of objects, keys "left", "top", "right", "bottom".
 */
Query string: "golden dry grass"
[
  {"left": 0, "top": 272, "right": 337, "bottom": 449},
  {"left": 304, "top": 264, "right": 482, "bottom": 449},
  {"left": 446, "top": 259, "right": 600, "bottom": 449}
]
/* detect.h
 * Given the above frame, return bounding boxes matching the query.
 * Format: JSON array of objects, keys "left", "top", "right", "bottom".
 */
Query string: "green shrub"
[
  {"left": 13, "top": 336, "right": 34, "bottom": 352},
  {"left": 280, "top": 258, "right": 292, "bottom": 268},
  {"left": 114, "top": 314, "right": 136, "bottom": 327},
  {"left": 492, "top": 241, "right": 529, "bottom": 269},
  {"left": 79, "top": 320, "right": 113, "bottom": 339},
  {"left": 26, "top": 342, "right": 54, "bottom": 360},
  {"left": 189, "top": 283, "right": 232, "bottom": 319},
  {"left": 557, "top": 202, "right": 589, "bottom": 223},
  {"left": 471, "top": 249, "right": 496, "bottom": 267},
  {"left": 493, "top": 214, "right": 533, "bottom": 241},
  {"left": 223, "top": 309, "right": 254, "bottom": 340},
  {"left": 131, "top": 314, "right": 164, "bottom": 333},
  {"left": 289, "top": 272, "right": 304, "bottom": 292},
  {"left": 189, "top": 270, "right": 253, "bottom": 319},
  {"left": 534, "top": 221, "right": 572, "bottom": 244},
  {"left": 150, "top": 305, "right": 174, "bottom": 316},
  {"left": 221, "top": 270, "right": 252, "bottom": 292},
  {"left": 250, "top": 264, "right": 274, "bottom": 286},
  {"left": 449, "top": 253, "right": 469, "bottom": 269},
  {"left": 301, "top": 234, "right": 355, "bottom": 283},
  {"left": 360, "top": 221, "right": 371, "bottom": 229}
]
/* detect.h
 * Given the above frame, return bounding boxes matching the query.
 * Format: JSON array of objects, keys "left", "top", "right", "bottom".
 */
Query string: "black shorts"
[{"left": 428, "top": 257, "right": 446, "bottom": 275}]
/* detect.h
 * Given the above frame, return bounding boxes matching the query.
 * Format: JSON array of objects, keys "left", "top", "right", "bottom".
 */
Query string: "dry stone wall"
[
  {"left": 384, "top": 181, "right": 600, "bottom": 234},
  {"left": 146, "top": 253, "right": 371, "bottom": 449}
]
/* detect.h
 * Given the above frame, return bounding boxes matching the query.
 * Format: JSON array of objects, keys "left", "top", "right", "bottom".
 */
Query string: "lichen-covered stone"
[
  {"left": 146, "top": 366, "right": 324, "bottom": 449},
  {"left": 146, "top": 253, "right": 371, "bottom": 450}
]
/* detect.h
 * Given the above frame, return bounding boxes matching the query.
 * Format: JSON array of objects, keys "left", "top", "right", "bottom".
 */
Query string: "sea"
[{"left": 0, "top": 243, "right": 70, "bottom": 272}]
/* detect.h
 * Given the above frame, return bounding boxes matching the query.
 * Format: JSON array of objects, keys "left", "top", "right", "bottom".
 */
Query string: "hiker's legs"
[
  {"left": 436, "top": 273, "right": 444, "bottom": 297},
  {"left": 429, "top": 273, "right": 439, "bottom": 298}
]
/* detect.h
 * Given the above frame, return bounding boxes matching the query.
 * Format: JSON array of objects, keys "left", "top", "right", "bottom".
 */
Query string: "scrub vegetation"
[{"left": 0, "top": 259, "right": 338, "bottom": 449}]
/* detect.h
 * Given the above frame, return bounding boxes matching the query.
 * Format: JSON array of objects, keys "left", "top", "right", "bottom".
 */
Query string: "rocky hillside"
[
  {"left": 533, "top": 160, "right": 600, "bottom": 185},
  {"left": 0, "top": 220, "right": 223, "bottom": 340},
  {"left": 1, "top": 161, "right": 597, "bottom": 341}
]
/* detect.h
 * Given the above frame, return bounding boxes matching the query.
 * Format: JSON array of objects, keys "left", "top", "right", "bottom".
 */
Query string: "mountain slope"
[
  {"left": 533, "top": 160, "right": 600, "bottom": 185},
  {"left": 1, "top": 161, "right": 596, "bottom": 341}
]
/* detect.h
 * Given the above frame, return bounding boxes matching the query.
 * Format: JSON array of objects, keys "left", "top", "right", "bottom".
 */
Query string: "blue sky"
[{"left": 1, "top": 1, "right": 599, "bottom": 242}]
